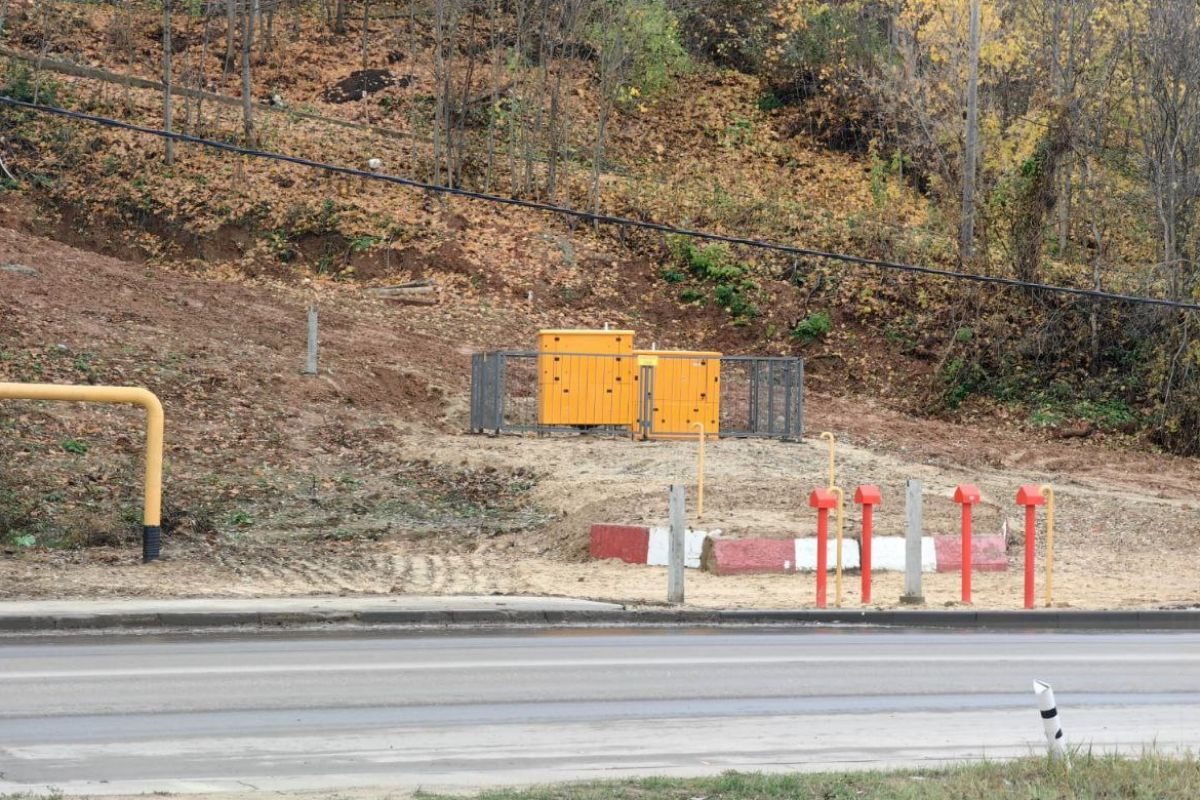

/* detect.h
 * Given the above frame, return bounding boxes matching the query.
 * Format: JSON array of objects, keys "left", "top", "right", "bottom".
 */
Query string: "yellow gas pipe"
[
  {"left": 820, "top": 431, "right": 836, "bottom": 489},
  {"left": 1040, "top": 484, "right": 1055, "bottom": 608},
  {"left": 0, "top": 382, "right": 165, "bottom": 561},
  {"left": 831, "top": 485, "right": 845, "bottom": 607}
]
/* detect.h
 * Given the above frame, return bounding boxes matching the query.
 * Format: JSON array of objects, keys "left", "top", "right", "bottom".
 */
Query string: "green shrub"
[
  {"left": 1, "top": 63, "right": 62, "bottom": 105},
  {"left": 669, "top": 237, "right": 741, "bottom": 280},
  {"left": 666, "top": 237, "right": 761, "bottom": 323},
  {"left": 757, "top": 92, "right": 783, "bottom": 112},
  {"left": 940, "top": 356, "right": 989, "bottom": 410},
  {"left": 791, "top": 311, "right": 832, "bottom": 343}
]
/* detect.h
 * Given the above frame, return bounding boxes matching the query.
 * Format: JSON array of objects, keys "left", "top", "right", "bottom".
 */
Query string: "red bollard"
[
  {"left": 1016, "top": 485, "right": 1046, "bottom": 610},
  {"left": 853, "top": 485, "right": 882, "bottom": 605},
  {"left": 953, "top": 484, "right": 981, "bottom": 604},
  {"left": 809, "top": 488, "right": 837, "bottom": 609}
]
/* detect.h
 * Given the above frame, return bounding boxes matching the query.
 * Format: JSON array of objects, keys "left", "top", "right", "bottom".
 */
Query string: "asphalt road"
[{"left": 2, "top": 627, "right": 1200, "bottom": 794}]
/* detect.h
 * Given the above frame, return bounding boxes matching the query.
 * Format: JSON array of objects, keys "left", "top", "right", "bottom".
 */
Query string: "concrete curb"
[{"left": 1, "top": 607, "right": 1197, "bottom": 633}]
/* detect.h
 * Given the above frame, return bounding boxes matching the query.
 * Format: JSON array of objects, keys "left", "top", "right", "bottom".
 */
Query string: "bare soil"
[{"left": 2, "top": 224, "right": 1199, "bottom": 609}]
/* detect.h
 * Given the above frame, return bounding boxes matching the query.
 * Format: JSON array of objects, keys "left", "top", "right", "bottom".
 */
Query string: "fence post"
[
  {"left": 305, "top": 305, "right": 318, "bottom": 375},
  {"left": 469, "top": 353, "right": 481, "bottom": 432},
  {"left": 796, "top": 359, "right": 806, "bottom": 440},
  {"left": 489, "top": 352, "right": 504, "bottom": 434},
  {"left": 668, "top": 484, "right": 686, "bottom": 604},
  {"left": 902, "top": 479, "right": 924, "bottom": 604}
]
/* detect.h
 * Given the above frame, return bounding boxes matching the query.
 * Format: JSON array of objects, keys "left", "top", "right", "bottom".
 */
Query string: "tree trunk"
[
  {"left": 163, "top": 0, "right": 175, "bottom": 165},
  {"left": 361, "top": 0, "right": 371, "bottom": 71},
  {"left": 1055, "top": 0, "right": 1076, "bottom": 260},
  {"left": 241, "top": 0, "right": 256, "bottom": 144},
  {"left": 123, "top": 0, "right": 135, "bottom": 112},
  {"left": 225, "top": 0, "right": 237, "bottom": 71},
  {"left": 334, "top": 0, "right": 347, "bottom": 35},
  {"left": 194, "top": 6, "right": 214, "bottom": 128},
  {"left": 32, "top": 3, "right": 51, "bottom": 105},
  {"left": 590, "top": 103, "right": 610, "bottom": 216},
  {"left": 484, "top": 0, "right": 500, "bottom": 192},
  {"left": 959, "top": 0, "right": 981, "bottom": 263}
]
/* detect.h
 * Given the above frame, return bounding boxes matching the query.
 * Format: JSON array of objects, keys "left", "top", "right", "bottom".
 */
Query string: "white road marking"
[{"left": 6, "top": 652, "right": 1200, "bottom": 680}]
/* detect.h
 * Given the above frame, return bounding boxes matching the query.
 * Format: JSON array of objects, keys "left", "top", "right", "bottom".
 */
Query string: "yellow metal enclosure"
[
  {"left": 634, "top": 350, "right": 721, "bottom": 438},
  {"left": 537, "top": 330, "right": 636, "bottom": 426}
]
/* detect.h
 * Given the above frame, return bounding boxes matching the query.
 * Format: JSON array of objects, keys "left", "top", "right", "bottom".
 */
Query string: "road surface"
[{"left": 2, "top": 627, "right": 1199, "bottom": 794}]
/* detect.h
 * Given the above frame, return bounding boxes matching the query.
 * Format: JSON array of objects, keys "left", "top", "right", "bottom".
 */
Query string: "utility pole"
[{"left": 959, "top": 0, "right": 981, "bottom": 262}]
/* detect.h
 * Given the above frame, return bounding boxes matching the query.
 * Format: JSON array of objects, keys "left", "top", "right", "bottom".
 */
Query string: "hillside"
[{"left": 0, "top": 0, "right": 1065, "bottom": 423}]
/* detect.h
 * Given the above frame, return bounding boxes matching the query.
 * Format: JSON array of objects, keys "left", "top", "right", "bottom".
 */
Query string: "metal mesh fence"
[{"left": 470, "top": 351, "right": 803, "bottom": 440}]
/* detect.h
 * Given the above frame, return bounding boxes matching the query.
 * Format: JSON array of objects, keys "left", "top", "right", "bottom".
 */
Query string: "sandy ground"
[{"left": 4, "top": 431, "right": 1199, "bottom": 610}]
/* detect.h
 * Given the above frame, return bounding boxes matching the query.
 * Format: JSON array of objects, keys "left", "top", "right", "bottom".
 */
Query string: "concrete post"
[
  {"left": 305, "top": 305, "right": 318, "bottom": 375},
  {"left": 902, "top": 479, "right": 924, "bottom": 604},
  {"left": 667, "top": 484, "right": 686, "bottom": 605}
]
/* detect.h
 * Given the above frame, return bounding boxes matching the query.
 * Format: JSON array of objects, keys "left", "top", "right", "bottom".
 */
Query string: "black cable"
[{"left": 3, "top": 94, "right": 1198, "bottom": 312}]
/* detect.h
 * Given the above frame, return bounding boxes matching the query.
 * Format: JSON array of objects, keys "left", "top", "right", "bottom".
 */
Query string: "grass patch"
[
  {"left": 1028, "top": 397, "right": 1138, "bottom": 431},
  {"left": 413, "top": 754, "right": 1200, "bottom": 799}
]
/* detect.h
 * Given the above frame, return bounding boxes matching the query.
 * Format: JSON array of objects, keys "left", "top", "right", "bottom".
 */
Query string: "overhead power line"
[{"left": 2, "top": 94, "right": 1198, "bottom": 312}]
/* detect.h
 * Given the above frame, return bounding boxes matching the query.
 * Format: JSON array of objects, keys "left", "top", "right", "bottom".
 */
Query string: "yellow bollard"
[
  {"left": 0, "top": 382, "right": 164, "bottom": 561},
  {"left": 693, "top": 422, "right": 705, "bottom": 521},
  {"left": 820, "top": 431, "right": 836, "bottom": 489},
  {"left": 1040, "top": 484, "right": 1055, "bottom": 608},
  {"left": 831, "top": 486, "right": 845, "bottom": 607}
]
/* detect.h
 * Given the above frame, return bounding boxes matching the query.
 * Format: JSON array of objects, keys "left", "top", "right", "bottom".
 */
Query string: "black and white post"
[
  {"left": 667, "top": 484, "right": 686, "bottom": 605},
  {"left": 1034, "top": 679, "right": 1067, "bottom": 758}
]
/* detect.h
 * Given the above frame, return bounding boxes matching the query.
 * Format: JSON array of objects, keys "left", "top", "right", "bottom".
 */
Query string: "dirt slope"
[{"left": 2, "top": 224, "right": 1199, "bottom": 608}]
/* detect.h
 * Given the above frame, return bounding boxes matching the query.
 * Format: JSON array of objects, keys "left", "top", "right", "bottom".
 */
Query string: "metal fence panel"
[
  {"left": 716, "top": 356, "right": 804, "bottom": 440},
  {"left": 469, "top": 351, "right": 803, "bottom": 440}
]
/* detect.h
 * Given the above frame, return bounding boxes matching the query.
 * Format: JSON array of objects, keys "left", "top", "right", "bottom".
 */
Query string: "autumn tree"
[{"left": 1130, "top": 0, "right": 1200, "bottom": 301}]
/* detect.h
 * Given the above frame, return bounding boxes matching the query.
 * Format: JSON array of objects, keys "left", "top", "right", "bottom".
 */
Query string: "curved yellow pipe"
[
  {"left": 820, "top": 431, "right": 836, "bottom": 489},
  {"left": 0, "top": 382, "right": 165, "bottom": 561}
]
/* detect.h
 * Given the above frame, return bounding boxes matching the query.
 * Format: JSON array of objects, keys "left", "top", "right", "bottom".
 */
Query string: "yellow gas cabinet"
[
  {"left": 633, "top": 349, "right": 721, "bottom": 438},
  {"left": 537, "top": 330, "right": 636, "bottom": 426}
]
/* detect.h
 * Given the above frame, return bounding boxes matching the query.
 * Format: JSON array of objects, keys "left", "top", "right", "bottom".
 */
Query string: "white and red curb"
[
  {"left": 588, "top": 524, "right": 711, "bottom": 569},
  {"left": 589, "top": 524, "right": 1006, "bottom": 576}
]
